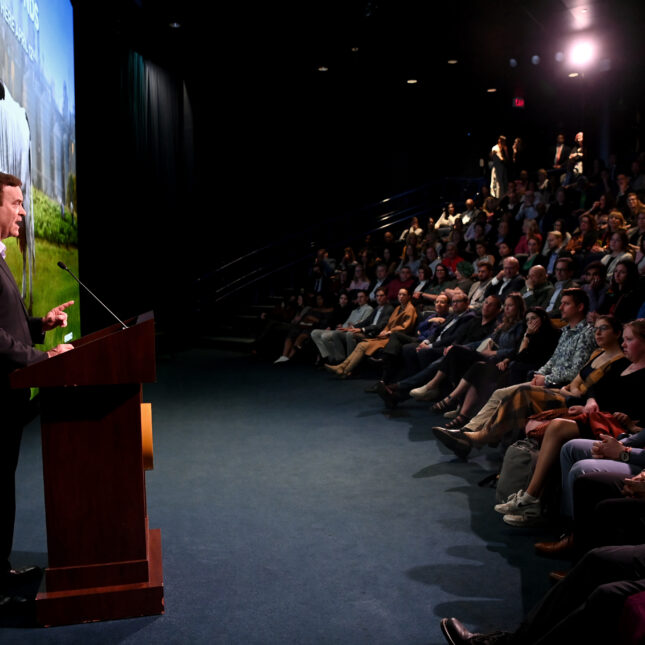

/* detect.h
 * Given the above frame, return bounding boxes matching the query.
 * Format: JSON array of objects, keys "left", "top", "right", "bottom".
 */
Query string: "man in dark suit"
[
  {"left": 348, "top": 288, "right": 394, "bottom": 344},
  {"left": 484, "top": 257, "right": 525, "bottom": 298},
  {"left": 542, "top": 230, "right": 570, "bottom": 279},
  {"left": 544, "top": 257, "right": 578, "bottom": 318},
  {"left": 550, "top": 133, "right": 571, "bottom": 175},
  {"left": 0, "top": 172, "right": 74, "bottom": 609},
  {"left": 367, "top": 263, "right": 392, "bottom": 303}
]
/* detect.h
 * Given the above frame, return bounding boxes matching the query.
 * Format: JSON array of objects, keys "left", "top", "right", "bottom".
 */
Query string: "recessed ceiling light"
[
  {"left": 351, "top": 47, "right": 359, "bottom": 52},
  {"left": 407, "top": 79, "right": 418, "bottom": 84},
  {"left": 487, "top": 88, "right": 497, "bottom": 93},
  {"left": 447, "top": 59, "right": 458, "bottom": 65},
  {"left": 568, "top": 72, "right": 579, "bottom": 77},
  {"left": 317, "top": 66, "right": 329, "bottom": 72},
  {"left": 169, "top": 21, "right": 181, "bottom": 29}
]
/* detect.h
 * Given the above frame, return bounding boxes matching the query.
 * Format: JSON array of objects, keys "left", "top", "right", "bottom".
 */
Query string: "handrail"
[
  {"left": 200, "top": 177, "right": 484, "bottom": 306},
  {"left": 212, "top": 184, "right": 431, "bottom": 273}
]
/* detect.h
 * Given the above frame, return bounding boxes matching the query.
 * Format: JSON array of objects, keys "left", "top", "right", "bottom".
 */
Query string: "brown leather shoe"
[
  {"left": 535, "top": 533, "right": 574, "bottom": 558},
  {"left": 440, "top": 617, "right": 512, "bottom": 644},
  {"left": 432, "top": 426, "right": 472, "bottom": 459}
]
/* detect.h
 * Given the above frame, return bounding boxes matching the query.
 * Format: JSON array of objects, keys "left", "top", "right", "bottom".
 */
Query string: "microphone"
[{"left": 57, "top": 261, "right": 128, "bottom": 329}]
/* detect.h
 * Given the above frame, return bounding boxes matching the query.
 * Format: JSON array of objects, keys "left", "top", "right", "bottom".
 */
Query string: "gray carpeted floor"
[{"left": 4, "top": 348, "right": 559, "bottom": 644}]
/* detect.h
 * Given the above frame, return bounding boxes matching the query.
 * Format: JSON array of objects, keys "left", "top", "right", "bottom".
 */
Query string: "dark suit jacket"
[
  {"left": 0, "top": 255, "right": 46, "bottom": 387},
  {"left": 543, "top": 248, "right": 571, "bottom": 278},
  {"left": 0, "top": 254, "right": 47, "bottom": 571},
  {"left": 551, "top": 144, "right": 571, "bottom": 169},
  {"left": 431, "top": 311, "right": 477, "bottom": 349},
  {"left": 361, "top": 304, "right": 395, "bottom": 338},
  {"left": 484, "top": 275, "right": 525, "bottom": 298},
  {"left": 546, "top": 278, "right": 579, "bottom": 318}
]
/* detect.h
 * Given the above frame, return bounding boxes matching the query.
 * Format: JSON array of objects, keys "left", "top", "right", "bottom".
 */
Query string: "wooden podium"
[{"left": 10, "top": 311, "right": 164, "bottom": 626}]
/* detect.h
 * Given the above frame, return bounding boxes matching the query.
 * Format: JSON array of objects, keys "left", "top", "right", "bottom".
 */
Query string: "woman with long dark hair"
[
  {"left": 417, "top": 262, "right": 456, "bottom": 308},
  {"left": 420, "top": 293, "right": 526, "bottom": 428},
  {"left": 600, "top": 230, "right": 633, "bottom": 280},
  {"left": 505, "top": 307, "right": 561, "bottom": 383},
  {"left": 600, "top": 259, "right": 642, "bottom": 324}
]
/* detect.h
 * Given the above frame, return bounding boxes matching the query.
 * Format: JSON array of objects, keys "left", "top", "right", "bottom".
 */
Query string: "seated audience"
[
  {"left": 470, "top": 240, "right": 496, "bottom": 270},
  {"left": 581, "top": 261, "right": 609, "bottom": 319},
  {"left": 541, "top": 230, "right": 568, "bottom": 277},
  {"left": 599, "top": 259, "right": 643, "bottom": 324},
  {"left": 519, "top": 265, "right": 554, "bottom": 309},
  {"left": 417, "top": 293, "right": 526, "bottom": 429},
  {"left": 415, "top": 263, "right": 456, "bottom": 308},
  {"left": 311, "top": 290, "right": 374, "bottom": 365},
  {"left": 395, "top": 243, "right": 421, "bottom": 277},
  {"left": 458, "top": 198, "right": 480, "bottom": 228},
  {"left": 397, "top": 216, "right": 423, "bottom": 242},
  {"left": 518, "top": 217, "right": 544, "bottom": 255},
  {"left": 432, "top": 288, "right": 597, "bottom": 457},
  {"left": 435, "top": 202, "right": 458, "bottom": 238},
  {"left": 385, "top": 265, "right": 416, "bottom": 302},
  {"left": 370, "top": 293, "right": 452, "bottom": 387},
  {"left": 367, "top": 263, "right": 392, "bottom": 303},
  {"left": 544, "top": 257, "right": 578, "bottom": 318},
  {"left": 347, "top": 264, "right": 371, "bottom": 299},
  {"left": 600, "top": 229, "right": 633, "bottom": 280},
  {"left": 324, "top": 288, "right": 417, "bottom": 378},
  {"left": 376, "top": 295, "right": 502, "bottom": 408},
  {"left": 485, "top": 256, "right": 525, "bottom": 298},
  {"left": 520, "top": 236, "right": 547, "bottom": 275},
  {"left": 274, "top": 293, "right": 333, "bottom": 363},
  {"left": 495, "top": 319, "right": 644, "bottom": 527},
  {"left": 464, "top": 262, "right": 495, "bottom": 312},
  {"left": 421, "top": 244, "right": 441, "bottom": 275},
  {"left": 440, "top": 242, "right": 465, "bottom": 276},
  {"left": 628, "top": 210, "right": 645, "bottom": 249}
]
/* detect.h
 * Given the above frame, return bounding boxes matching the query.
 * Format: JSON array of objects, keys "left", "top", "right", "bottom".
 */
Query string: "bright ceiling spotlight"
[
  {"left": 447, "top": 59, "right": 458, "bottom": 65},
  {"left": 531, "top": 55, "right": 540, "bottom": 65},
  {"left": 406, "top": 79, "right": 418, "bottom": 84},
  {"left": 487, "top": 88, "right": 497, "bottom": 93},
  {"left": 509, "top": 58, "right": 518, "bottom": 68},
  {"left": 570, "top": 40, "right": 596, "bottom": 67}
]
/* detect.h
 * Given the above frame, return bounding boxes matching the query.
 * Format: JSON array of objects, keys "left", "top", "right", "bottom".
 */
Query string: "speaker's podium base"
[
  {"left": 11, "top": 312, "right": 165, "bottom": 627},
  {"left": 36, "top": 529, "right": 164, "bottom": 627}
]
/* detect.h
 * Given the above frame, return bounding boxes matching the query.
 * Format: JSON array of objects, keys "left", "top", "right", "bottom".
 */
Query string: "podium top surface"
[{"left": 10, "top": 311, "right": 156, "bottom": 389}]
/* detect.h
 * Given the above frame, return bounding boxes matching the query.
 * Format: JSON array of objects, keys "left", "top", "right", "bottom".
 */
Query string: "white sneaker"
[
  {"left": 503, "top": 506, "right": 546, "bottom": 527},
  {"left": 494, "top": 489, "right": 540, "bottom": 515},
  {"left": 273, "top": 356, "right": 289, "bottom": 364},
  {"left": 410, "top": 386, "right": 439, "bottom": 401}
]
